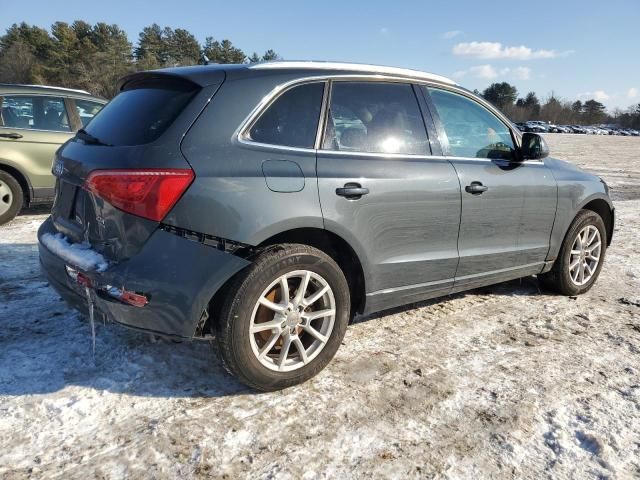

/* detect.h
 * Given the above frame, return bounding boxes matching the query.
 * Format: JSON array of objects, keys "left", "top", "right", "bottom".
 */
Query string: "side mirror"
[{"left": 520, "top": 132, "right": 549, "bottom": 160}]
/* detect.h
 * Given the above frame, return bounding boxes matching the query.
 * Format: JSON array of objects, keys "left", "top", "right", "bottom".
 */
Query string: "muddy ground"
[{"left": 0, "top": 134, "right": 639, "bottom": 479}]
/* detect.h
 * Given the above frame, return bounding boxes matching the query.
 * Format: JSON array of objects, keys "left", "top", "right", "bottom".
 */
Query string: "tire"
[
  {"left": 0, "top": 171, "right": 23, "bottom": 226},
  {"left": 538, "top": 209, "right": 607, "bottom": 295},
  {"left": 216, "top": 244, "right": 350, "bottom": 391}
]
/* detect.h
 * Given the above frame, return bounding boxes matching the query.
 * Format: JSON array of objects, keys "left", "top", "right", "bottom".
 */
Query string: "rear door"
[
  {"left": 317, "top": 80, "right": 461, "bottom": 311},
  {"left": 0, "top": 95, "right": 75, "bottom": 198},
  {"left": 423, "top": 86, "right": 557, "bottom": 291}
]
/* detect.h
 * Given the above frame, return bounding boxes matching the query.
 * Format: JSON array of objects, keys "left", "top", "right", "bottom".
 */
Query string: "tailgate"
[{"left": 49, "top": 76, "right": 224, "bottom": 262}]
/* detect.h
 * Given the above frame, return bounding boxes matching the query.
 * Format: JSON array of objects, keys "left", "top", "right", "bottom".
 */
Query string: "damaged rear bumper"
[{"left": 38, "top": 217, "right": 251, "bottom": 338}]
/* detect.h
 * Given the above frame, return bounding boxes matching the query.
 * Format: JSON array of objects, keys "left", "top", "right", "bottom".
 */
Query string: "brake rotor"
[
  {"left": 253, "top": 283, "right": 305, "bottom": 354},
  {"left": 255, "top": 287, "right": 279, "bottom": 347}
]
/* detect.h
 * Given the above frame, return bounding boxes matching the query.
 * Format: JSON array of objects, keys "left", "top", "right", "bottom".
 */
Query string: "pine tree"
[{"left": 202, "top": 38, "right": 246, "bottom": 64}]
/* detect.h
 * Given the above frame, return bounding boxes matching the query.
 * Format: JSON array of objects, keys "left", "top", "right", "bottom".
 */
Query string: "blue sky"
[{"left": 2, "top": 0, "right": 639, "bottom": 110}]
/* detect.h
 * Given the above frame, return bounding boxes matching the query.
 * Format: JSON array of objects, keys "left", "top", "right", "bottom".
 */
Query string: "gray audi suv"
[{"left": 38, "top": 61, "right": 614, "bottom": 390}]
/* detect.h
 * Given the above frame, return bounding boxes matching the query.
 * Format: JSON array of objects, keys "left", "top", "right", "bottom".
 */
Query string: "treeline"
[
  {"left": 0, "top": 21, "right": 280, "bottom": 98},
  {"left": 478, "top": 82, "right": 640, "bottom": 129}
]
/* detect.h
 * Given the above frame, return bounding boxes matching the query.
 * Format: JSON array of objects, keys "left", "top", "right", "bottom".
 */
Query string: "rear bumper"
[{"left": 38, "top": 217, "right": 250, "bottom": 338}]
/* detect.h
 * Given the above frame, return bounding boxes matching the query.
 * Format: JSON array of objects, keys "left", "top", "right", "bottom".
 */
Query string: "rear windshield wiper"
[{"left": 76, "top": 128, "right": 112, "bottom": 146}]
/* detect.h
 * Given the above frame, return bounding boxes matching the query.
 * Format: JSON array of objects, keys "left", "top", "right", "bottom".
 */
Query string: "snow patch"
[
  {"left": 40, "top": 233, "right": 109, "bottom": 272},
  {"left": 1, "top": 136, "right": 639, "bottom": 478}
]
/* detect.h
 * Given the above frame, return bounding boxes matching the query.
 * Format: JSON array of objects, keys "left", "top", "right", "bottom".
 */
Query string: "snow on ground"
[{"left": 0, "top": 134, "right": 639, "bottom": 479}]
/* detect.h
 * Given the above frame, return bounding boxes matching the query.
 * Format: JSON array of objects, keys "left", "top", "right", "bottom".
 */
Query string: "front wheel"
[
  {"left": 538, "top": 209, "right": 607, "bottom": 295},
  {"left": 216, "top": 244, "right": 350, "bottom": 391}
]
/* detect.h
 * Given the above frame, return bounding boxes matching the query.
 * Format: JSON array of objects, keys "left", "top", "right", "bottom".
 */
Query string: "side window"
[
  {"left": 1, "top": 96, "right": 33, "bottom": 129},
  {"left": 323, "top": 82, "right": 428, "bottom": 155},
  {"left": 248, "top": 82, "right": 324, "bottom": 148},
  {"left": 0, "top": 95, "right": 70, "bottom": 132},
  {"left": 426, "top": 87, "right": 515, "bottom": 160},
  {"left": 74, "top": 100, "right": 104, "bottom": 127}
]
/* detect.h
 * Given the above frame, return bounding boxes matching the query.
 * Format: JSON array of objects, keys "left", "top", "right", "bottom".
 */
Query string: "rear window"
[{"left": 83, "top": 80, "right": 198, "bottom": 146}]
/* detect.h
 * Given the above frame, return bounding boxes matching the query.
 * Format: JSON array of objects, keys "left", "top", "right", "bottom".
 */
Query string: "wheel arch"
[
  {"left": 253, "top": 228, "right": 367, "bottom": 318},
  {"left": 0, "top": 161, "right": 31, "bottom": 204},
  {"left": 203, "top": 227, "right": 367, "bottom": 336},
  {"left": 580, "top": 197, "right": 614, "bottom": 246}
]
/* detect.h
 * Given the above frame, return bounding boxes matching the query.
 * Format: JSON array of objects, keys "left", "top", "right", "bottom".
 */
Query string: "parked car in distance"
[
  {"left": 38, "top": 61, "right": 614, "bottom": 390},
  {"left": 569, "top": 125, "right": 587, "bottom": 134},
  {"left": 0, "top": 84, "right": 106, "bottom": 224},
  {"left": 524, "top": 121, "right": 548, "bottom": 132},
  {"left": 621, "top": 128, "right": 639, "bottom": 136}
]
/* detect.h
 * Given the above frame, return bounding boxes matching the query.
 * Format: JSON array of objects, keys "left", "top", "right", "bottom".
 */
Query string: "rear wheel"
[
  {"left": 0, "top": 171, "right": 23, "bottom": 225},
  {"left": 216, "top": 244, "right": 350, "bottom": 391},
  {"left": 538, "top": 209, "right": 607, "bottom": 295}
]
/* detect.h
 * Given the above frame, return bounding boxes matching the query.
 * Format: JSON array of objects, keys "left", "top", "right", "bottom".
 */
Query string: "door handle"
[
  {"left": 336, "top": 182, "right": 369, "bottom": 200},
  {"left": 465, "top": 181, "right": 488, "bottom": 195},
  {"left": 0, "top": 132, "right": 23, "bottom": 139}
]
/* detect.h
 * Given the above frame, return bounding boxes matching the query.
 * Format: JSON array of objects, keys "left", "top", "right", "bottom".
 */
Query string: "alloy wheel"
[
  {"left": 568, "top": 225, "right": 602, "bottom": 286},
  {"left": 249, "top": 270, "right": 336, "bottom": 372}
]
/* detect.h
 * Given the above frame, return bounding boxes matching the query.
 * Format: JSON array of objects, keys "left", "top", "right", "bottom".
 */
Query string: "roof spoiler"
[{"left": 117, "top": 68, "right": 226, "bottom": 91}]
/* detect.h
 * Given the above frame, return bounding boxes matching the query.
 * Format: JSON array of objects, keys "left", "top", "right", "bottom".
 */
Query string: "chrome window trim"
[
  {"left": 422, "top": 85, "right": 519, "bottom": 139},
  {"left": 235, "top": 138, "right": 544, "bottom": 164},
  {"left": 320, "top": 79, "right": 432, "bottom": 156},
  {"left": 317, "top": 149, "right": 449, "bottom": 162},
  {"left": 237, "top": 74, "right": 444, "bottom": 154},
  {"left": 445, "top": 155, "right": 545, "bottom": 165},
  {"left": 422, "top": 84, "right": 523, "bottom": 156},
  {"left": 0, "top": 93, "right": 80, "bottom": 133},
  {"left": 0, "top": 125, "right": 74, "bottom": 134},
  {"left": 237, "top": 78, "right": 328, "bottom": 151},
  {"left": 236, "top": 74, "right": 524, "bottom": 159},
  {"left": 3, "top": 84, "right": 91, "bottom": 95},
  {"left": 1, "top": 92, "right": 104, "bottom": 104},
  {"left": 314, "top": 80, "right": 331, "bottom": 149}
]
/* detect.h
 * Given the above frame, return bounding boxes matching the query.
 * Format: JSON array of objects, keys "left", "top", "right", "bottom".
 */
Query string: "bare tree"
[{"left": 0, "top": 40, "right": 36, "bottom": 83}]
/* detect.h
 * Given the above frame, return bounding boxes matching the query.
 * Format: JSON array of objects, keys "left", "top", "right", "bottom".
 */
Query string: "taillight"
[{"left": 85, "top": 169, "right": 194, "bottom": 222}]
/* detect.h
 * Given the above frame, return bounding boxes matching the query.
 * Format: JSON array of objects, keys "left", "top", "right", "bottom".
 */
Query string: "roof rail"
[
  {"left": 248, "top": 61, "right": 456, "bottom": 85},
  {"left": 0, "top": 83, "right": 91, "bottom": 95}
]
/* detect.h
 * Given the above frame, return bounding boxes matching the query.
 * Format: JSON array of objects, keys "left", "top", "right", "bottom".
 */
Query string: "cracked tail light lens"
[{"left": 85, "top": 169, "right": 194, "bottom": 222}]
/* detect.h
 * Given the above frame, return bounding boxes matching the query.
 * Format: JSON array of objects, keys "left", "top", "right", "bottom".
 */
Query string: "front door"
[
  {"left": 317, "top": 81, "right": 461, "bottom": 312},
  {"left": 424, "top": 86, "right": 557, "bottom": 291}
]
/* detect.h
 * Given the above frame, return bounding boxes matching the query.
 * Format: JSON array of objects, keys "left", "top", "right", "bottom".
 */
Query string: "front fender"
[{"left": 546, "top": 187, "right": 613, "bottom": 262}]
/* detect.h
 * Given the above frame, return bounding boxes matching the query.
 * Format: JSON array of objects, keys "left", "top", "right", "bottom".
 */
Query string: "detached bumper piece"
[
  {"left": 38, "top": 217, "right": 251, "bottom": 338},
  {"left": 66, "top": 266, "right": 149, "bottom": 307},
  {"left": 160, "top": 223, "right": 252, "bottom": 254}
]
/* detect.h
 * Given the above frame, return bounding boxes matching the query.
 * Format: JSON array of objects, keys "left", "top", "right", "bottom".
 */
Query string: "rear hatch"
[{"left": 51, "top": 72, "right": 223, "bottom": 262}]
